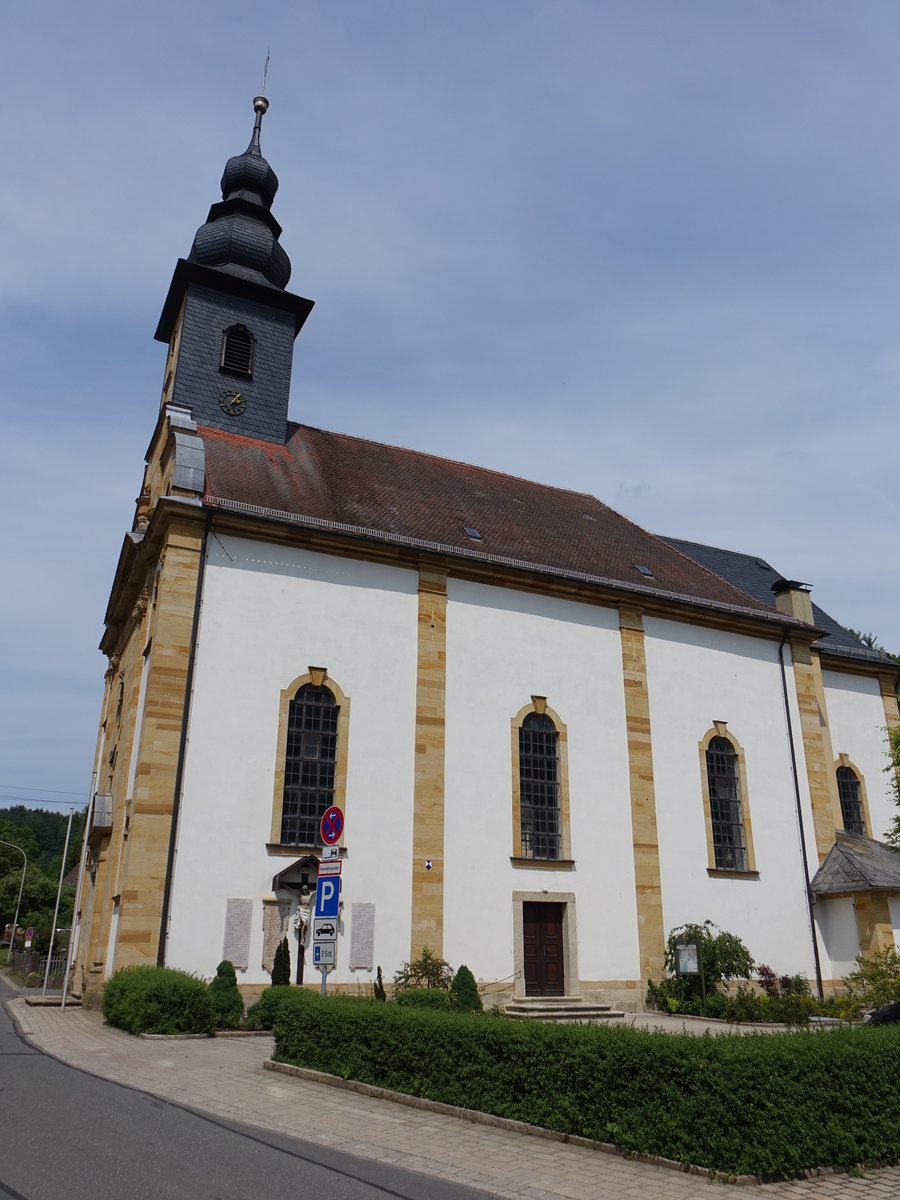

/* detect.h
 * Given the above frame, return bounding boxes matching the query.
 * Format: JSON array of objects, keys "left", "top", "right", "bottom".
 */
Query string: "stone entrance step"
[{"left": 504, "top": 997, "right": 624, "bottom": 1023}]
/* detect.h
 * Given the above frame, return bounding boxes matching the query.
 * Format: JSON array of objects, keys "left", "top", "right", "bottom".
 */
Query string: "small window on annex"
[
  {"left": 220, "top": 324, "right": 255, "bottom": 376},
  {"left": 280, "top": 683, "right": 338, "bottom": 846},
  {"left": 837, "top": 765, "right": 866, "bottom": 836},
  {"left": 704, "top": 735, "right": 750, "bottom": 872}
]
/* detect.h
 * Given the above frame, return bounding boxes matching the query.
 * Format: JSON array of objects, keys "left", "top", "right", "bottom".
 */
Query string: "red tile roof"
[{"left": 199, "top": 422, "right": 776, "bottom": 617}]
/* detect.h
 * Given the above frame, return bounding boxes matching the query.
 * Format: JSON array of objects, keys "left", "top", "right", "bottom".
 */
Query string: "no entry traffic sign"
[{"left": 320, "top": 805, "right": 344, "bottom": 845}]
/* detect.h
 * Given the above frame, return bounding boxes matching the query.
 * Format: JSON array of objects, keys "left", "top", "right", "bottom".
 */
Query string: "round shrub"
[
  {"left": 102, "top": 965, "right": 215, "bottom": 1035},
  {"left": 209, "top": 959, "right": 244, "bottom": 1029},
  {"left": 254, "top": 983, "right": 318, "bottom": 1029}
]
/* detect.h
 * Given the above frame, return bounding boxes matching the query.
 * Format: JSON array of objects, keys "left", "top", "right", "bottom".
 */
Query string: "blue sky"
[{"left": 2, "top": 2, "right": 899, "bottom": 810}]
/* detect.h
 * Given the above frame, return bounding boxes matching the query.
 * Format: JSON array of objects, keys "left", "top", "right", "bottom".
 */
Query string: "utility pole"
[{"left": 42, "top": 808, "right": 74, "bottom": 997}]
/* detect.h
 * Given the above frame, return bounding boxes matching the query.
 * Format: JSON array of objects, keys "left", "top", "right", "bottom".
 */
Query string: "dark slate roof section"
[
  {"left": 188, "top": 97, "right": 291, "bottom": 290},
  {"left": 811, "top": 831, "right": 900, "bottom": 895},
  {"left": 660, "top": 536, "right": 898, "bottom": 668},
  {"left": 198, "top": 422, "right": 804, "bottom": 622}
]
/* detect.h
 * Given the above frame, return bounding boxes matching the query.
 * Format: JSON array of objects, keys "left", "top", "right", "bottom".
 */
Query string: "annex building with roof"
[{"left": 71, "top": 99, "right": 900, "bottom": 1008}]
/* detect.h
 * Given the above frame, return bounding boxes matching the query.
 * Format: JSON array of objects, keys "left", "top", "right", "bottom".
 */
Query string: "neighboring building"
[{"left": 70, "top": 98, "right": 900, "bottom": 1008}]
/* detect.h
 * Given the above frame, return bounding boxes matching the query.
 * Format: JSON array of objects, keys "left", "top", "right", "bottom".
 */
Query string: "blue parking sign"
[{"left": 315, "top": 875, "right": 340, "bottom": 918}]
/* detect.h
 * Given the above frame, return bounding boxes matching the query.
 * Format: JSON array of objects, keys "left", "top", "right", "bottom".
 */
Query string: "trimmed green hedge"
[
  {"left": 272, "top": 996, "right": 900, "bottom": 1179},
  {"left": 102, "top": 966, "right": 215, "bottom": 1035}
]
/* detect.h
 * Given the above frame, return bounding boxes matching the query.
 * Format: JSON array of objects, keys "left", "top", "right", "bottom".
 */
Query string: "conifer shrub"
[
  {"left": 373, "top": 965, "right": 387, "bottom": 1001},
  {"left": 270, "top": 936, "right": 291, "bottom": 986},
  {"left": 271, "top": 996, "right": 900, "bottom": 1179},
  {"left": 102, "top": 966, "right": 215, "bottom": 1036},
  {"left": 209, "top": 959, "right": 244, "bottom": 1029},
  {"left": 450, "top": 964, "right": 482, "bottom": 1011}
]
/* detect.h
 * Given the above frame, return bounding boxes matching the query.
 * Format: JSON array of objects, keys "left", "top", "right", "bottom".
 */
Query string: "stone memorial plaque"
[
  {"left": 349, "top": 902, "right": 375, "bottom": 971},
  {"left": 222, "top": 898, "right": 253, "bottom": 971}
]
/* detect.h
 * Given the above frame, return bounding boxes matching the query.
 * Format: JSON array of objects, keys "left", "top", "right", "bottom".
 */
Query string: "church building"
[{"left": 71, "top": 98, "right": 900, "bottom": 1009}]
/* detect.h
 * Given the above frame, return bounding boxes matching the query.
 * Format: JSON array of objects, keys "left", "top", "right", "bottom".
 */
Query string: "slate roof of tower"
[
  {"left": 198, "top": 422, "right": 797, "bottom": 620},
  {"left": 660, "top": 536, "right": 899, "bottom": 668},
  {"left": 810, "top": 831, "right": 900, "bottom": 895}
]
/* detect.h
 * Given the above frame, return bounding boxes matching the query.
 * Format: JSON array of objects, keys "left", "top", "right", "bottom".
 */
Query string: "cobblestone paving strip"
[{"left": 7, "top": 998, "right": 900, "bottom": 1200}]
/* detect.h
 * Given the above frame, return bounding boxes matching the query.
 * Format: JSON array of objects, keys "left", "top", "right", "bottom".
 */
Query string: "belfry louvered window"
[
  {"left": 706, "top": 736, "right": 747, "bottom": 871},
  {"left": 837, "top": 766, "right": 866, "bottom": 836},
  {"left": 281, "top": 685, "right": 338, "bottom": 845},
  {"left": 519, "top": 712, "right": 561, "bottom": 860},
  {"left": 220, "top": 324, "right": 255, "bottom": 376}
]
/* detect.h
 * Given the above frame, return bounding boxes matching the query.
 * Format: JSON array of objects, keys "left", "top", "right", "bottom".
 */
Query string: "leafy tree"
[
  {"left": 661, "top": 920, "right": 754, "bottom": 999},
  {"left": 846, "top": 629, "right": 900, "bottom": 663},
  {"left": 0, "top": 807, "right": 85, "bottom": 951},
  {"left": 393, "top": 946, "right": 452, "bottom": 991},
  {"left": 885, "top": 727, "right": 900, "bottom": 850},
  {"left": 270, "top": 936, "right": 291, "bottom": 986}
]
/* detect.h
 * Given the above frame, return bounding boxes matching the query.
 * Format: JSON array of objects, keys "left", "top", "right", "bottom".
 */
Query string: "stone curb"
[
  {"left": 263, "top": 1059, "right": 759, "bottom": 1187},
  {"left": 136, "top": 1028, "right": 272, "bottom": 1040}
]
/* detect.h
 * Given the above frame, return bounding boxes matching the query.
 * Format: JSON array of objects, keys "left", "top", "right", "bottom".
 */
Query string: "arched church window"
[
  {"left": 706, "top": 736, "right": 747, "bottom": 871},
  {"left": 519, "top": 712, "right": 561, "bottom": 860},
  {"left": 220, "top": 324, "right": 255, "bottom": 376},
  {"left": 837, "top": 765, "right": 866, "bottom": 836},
  {"left": 281, "top": 684, "right": 339, "bottom": 846}
]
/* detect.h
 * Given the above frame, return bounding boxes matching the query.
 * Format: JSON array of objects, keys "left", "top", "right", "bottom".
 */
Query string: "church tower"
[{"left": 154, "top": 96, "right": 314, "bottom": 444}]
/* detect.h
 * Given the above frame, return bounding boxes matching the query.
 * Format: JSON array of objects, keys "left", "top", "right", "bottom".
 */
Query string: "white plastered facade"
[{"left": 159, "top": 534, "right": 897, "bottom": 995}]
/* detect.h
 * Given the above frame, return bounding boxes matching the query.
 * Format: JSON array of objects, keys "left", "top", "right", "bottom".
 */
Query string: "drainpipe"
[
  {"left": 778, "top": 629, "right": 824, "bottom": 1001},
  {"left": 157, "top": 511, "right": 212, "bottom": 965}
]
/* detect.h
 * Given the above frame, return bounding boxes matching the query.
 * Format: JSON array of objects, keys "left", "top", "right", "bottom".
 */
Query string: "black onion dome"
[{"left": 188, "top": 96, "right": 292, "bottom": 289}]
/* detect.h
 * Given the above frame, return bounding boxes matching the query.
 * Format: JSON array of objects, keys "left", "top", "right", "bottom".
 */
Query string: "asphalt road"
[{"left": 0, "top": 978, "right": 490, "bottom": 1200}]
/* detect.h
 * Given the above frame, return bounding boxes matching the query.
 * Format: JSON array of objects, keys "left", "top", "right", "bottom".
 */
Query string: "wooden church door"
[{"left": 523, "top": 902, "right": 564, "bottom": 996}]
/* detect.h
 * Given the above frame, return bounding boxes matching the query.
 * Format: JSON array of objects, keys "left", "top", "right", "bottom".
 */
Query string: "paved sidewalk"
[{"left": 6, "top": 998, "right": 900, "bottom": 1200}]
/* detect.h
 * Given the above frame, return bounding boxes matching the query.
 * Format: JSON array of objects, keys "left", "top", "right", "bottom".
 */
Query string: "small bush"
[
  {"left": 393, "top": 946, "right": 452, "bottom": 991},
  {"left": 844, "top": 947, "right": 900, "bottom": 1010},
  {"left": 271, "top": 937, "right": 291, "bottom": 986},
  {"left": 102, "top": 966, "right": 215, "bottom": 1035},
  {"left": 209, "top": 960, "right": 243, "bottom": 1029},
  {"left": 450, "top": 964, "right": 482, "bottom": 1011},
  {"left": 396, "top": 987, "right": 453, "bottom": 1011}
]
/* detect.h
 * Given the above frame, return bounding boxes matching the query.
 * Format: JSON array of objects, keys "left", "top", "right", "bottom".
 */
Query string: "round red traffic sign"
[{"left": 320, "top": 805, "right": 344, "bottom": 845}]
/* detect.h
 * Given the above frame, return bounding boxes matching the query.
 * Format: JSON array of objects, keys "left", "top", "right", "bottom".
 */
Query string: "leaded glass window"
[
  {"left": 281, "top": 684, "right": 338, "bottom": 845},
  {"left": 519, "top": 712, "right": 560, "bottom": 860},
  {"left": 837, "top": 766, "right": 866, "bottom": 836},
  {"left": 706, "top": 736, "right": 747, "bottom": 871}
]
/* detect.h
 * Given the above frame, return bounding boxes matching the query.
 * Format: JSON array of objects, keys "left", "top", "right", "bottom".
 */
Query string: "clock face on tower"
[{"left": 218, "top": 388, "right": 246, "bottom": 416}]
